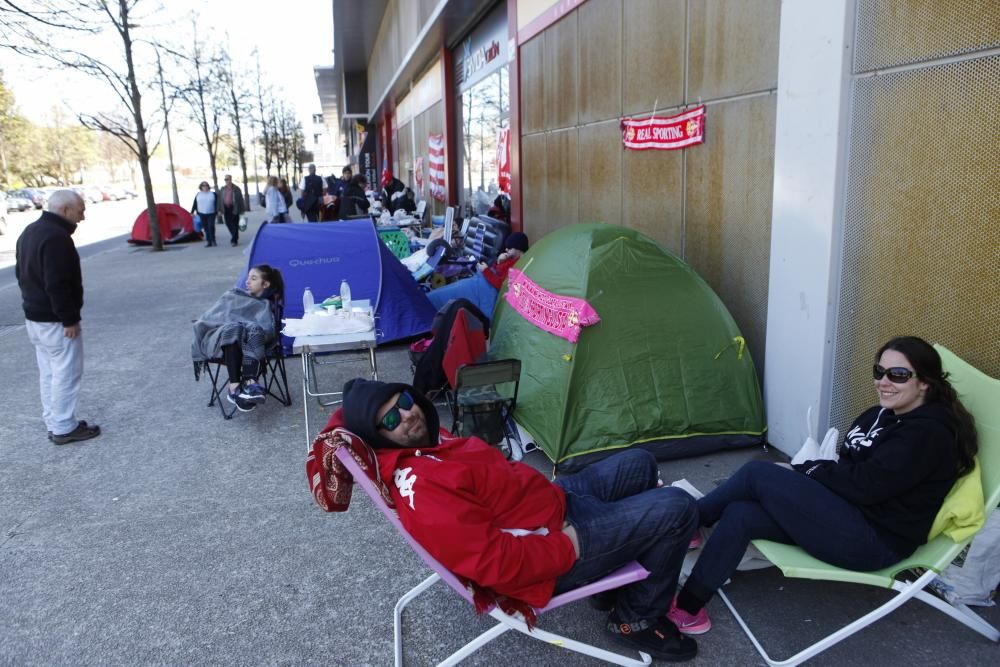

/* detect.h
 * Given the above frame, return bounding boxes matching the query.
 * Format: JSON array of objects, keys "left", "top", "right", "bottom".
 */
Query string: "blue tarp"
[{"left": 241, "top": 221, "right": 436, "bottom": 351}]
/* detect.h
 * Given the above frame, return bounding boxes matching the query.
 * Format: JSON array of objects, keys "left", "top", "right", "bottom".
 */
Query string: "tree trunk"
[{"left": 119, "top": 0, "right": 161, "bottom": 250}]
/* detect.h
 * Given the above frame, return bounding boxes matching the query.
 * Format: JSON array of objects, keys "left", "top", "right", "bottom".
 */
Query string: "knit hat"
[
  {"left": 503, "top": 232, "right": 529, "bottom": 252},
  {"left": 342, "top": 379, "right": 440, "bottom": 449}
]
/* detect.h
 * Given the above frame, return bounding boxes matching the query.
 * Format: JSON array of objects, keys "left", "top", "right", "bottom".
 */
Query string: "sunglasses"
[
  {"left": 873, "top": 364, "right": 915, "bottom": 384},
  {"left": 378, "top": 391, "right": 415, "bottom": 431}
]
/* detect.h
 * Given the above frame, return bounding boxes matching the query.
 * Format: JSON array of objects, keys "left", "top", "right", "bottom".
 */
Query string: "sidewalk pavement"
[{"left": 1, "top": 209, "right": 996, "bottom": 665}]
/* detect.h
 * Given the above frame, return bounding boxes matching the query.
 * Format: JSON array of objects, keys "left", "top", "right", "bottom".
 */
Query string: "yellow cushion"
[{"left": 929, "top": 457, "right": 985, "bottom": 542}]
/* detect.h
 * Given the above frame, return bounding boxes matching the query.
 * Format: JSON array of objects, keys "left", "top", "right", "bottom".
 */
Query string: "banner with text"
[
  {"left": 504, "top": 269, "right": 600, "bottom": 344},
  {"left": 620, "top": 105, "right": 705, "bottom": 151}
]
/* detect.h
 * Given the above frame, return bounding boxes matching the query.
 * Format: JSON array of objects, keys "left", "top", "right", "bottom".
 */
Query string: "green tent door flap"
[{"left": 489, "top": 223, "right": 766, "bottom": 472}]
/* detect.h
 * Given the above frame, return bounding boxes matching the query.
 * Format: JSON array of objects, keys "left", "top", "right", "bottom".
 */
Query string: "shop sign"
[
  {"left": 620, "top": 105, "right": 705, "bottom": 151},
  {"left": 455, "top": 3, "right": 508, "bottom": 91},
  {"left": 464, "top": 38, "right": 502, "bottom": 81}
]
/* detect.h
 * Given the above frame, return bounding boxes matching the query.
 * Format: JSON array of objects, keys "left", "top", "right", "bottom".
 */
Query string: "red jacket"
[
  {"left": 376, "top": 436, "right": 577, "bottom": 607},
  {"left": 482, "top": 255, "right": 520, "bottom": 290}
]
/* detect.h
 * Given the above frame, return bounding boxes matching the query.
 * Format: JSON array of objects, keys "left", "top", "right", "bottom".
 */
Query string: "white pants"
[{"left": 25, "top": 320, "right": 84, "bottom": 436}]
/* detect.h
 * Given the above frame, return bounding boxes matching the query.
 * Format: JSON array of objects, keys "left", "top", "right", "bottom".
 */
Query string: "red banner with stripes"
[{"left": 428, "top": 133, "right": 446, "bottom": 202}]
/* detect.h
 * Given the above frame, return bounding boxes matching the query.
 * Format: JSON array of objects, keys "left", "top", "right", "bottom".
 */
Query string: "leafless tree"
[
  {"left": 1, "top": 0, "right": 168, "bottom": 249},
  {"left": 220, "top": 47, "right": 252, "bottom": 208},
  {"left": 171, "top": 27, "right": 226, "bottom": 193}
]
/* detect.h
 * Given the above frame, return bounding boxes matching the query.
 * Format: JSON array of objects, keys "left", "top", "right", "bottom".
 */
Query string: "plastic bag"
[
  {"left": 932, "top": 511, "right": 1000, "bottom": 606},
  {"left": 791, "top": 406, "right": 840, "bottom": 465},
  {"left": 238, "top": 215, "right": 248, "bottom": 232}
]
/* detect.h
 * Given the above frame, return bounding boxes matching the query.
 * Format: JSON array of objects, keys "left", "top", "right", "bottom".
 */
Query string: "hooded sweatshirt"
[
  {"left": 341, "top": 380, "right": 576, "bottom": 607},
  {"left": 793, "top": 402, "right": 960, "bottom": 556}
]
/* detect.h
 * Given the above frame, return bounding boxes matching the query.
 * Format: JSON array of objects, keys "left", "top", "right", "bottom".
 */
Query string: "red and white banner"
[
  {"left": 414, "top": 156, "right": 424, "bottom": 194},
  {"left": 620, "top": 105, "right": 705, "bottom": 151},
  {"left": 428, "top": 133, "right": 446, "bottom": 202},
  {"left": 496, "top": 126, "right": 511, "bottom": 193}
]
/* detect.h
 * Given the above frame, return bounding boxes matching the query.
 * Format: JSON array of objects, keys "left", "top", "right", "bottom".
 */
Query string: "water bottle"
[
  {"left": 339, "top": 279, "right": 352, "bottom": 315},
  {"left": 302, "top": 286, "right": 314, "bottom": 315}
]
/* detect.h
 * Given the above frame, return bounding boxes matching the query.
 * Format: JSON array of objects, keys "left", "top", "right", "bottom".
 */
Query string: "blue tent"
[{"left": 241, "top": 221, "right": 436, "bottom": 351}]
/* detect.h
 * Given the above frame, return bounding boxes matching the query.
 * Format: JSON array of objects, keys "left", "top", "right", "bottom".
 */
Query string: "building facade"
[{"left": 319, "top": 0, "right": 1000, "bottom": 454}]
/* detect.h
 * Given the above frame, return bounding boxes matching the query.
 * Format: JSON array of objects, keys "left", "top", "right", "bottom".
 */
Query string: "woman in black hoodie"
[{"left": 666, "top": 336, "right": 978, "bottom": 634}]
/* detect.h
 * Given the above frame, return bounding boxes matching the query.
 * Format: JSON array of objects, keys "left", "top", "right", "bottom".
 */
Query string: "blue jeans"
[
  {"left": 683, "top": 461, "right": 903, "bottom": 607},
  {"left": 553, "top": 449, "right": 698, "bottom": 622},
  {"left": 199, "top": 213, "right": 216, "bottom": 245}
]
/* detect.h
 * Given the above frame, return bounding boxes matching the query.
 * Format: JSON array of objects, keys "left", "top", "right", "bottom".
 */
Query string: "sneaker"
[
  {"left": 239, "top": 382, "right": 266, "bottom": 403},
  {"left": 227, "top": 387, "right": 256, "bottom": 412},
  {"left": 605, "top": 611, "right": 697, "bottom": 662},
  {"left": 667, "top": 598, "right": 712, "bottom": 635},
  {"left": 51, "top": 421, "right": 101, "bottom": 445},
  {"left": 688, "top": 530, "right": 703, "bottom": 550}
]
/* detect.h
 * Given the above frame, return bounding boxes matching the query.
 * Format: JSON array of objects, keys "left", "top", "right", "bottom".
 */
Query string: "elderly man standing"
[
  {"left": 15, "top": 190, "right": 100, "bottom": 445},
  {"left": 219, "top": 174, "right": 246, "bottom": 246}
]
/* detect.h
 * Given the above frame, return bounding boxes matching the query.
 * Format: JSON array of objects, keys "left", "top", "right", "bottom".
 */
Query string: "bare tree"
[
  {"left": 220, "top": 47, "right": 251, "bottom": 208},
  {"left": 173, "top": 29, "right": 226, "bottom": 192},
  {"left": 0, "top": 0, "right": 167, "bottom": 249}
]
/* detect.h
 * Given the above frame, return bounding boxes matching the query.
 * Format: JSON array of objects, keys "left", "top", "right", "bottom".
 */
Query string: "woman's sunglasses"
[
  {"left": 378, "top": 391, "right": 415, "bottom": 431},
  {"left": 873, "top": 364, "right": 915, "bottom": 384}
]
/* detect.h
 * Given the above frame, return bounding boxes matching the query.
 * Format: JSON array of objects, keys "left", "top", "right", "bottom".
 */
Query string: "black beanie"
[
  {"left": 503, "top": 231, "right": 529, "bottom": 252},
  {"left": 342, "top": 378, "right": 440, "bottom": 449}
]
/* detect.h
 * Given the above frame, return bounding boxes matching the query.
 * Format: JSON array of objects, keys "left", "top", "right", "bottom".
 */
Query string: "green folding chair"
[{"left": 717, "top": 344, "right": 1000, "bottom": 665}]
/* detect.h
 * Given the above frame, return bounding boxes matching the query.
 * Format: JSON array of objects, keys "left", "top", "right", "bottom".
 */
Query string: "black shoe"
[
  {"left": 605, "top": 611, "right": 697, "bottom": 662},
  {"left": 230, "top": 240, "right": 238, "bottom": 246},
  {"left": 51, "top": 421, "right": 101, "bottom": 445}
]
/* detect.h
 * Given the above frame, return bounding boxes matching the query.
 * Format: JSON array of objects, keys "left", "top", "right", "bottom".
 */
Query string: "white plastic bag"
[
  {"left": 791, "top": 406, "right": 839, "bottom": 465},
  {"left": 932, "top": 511, "right": 1000, "bottom": 606}
]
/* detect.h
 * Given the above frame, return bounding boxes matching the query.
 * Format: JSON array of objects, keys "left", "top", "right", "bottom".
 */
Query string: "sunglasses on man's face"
[
  {"left": 378, "top": 391, "right": 415, "bottom": 431},
  {"left": 873, "top": 364, "right": 915, "bottom": 384}
]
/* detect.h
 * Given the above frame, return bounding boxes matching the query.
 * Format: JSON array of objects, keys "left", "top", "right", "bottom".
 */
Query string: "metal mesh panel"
[
  {"left": 684, "top": 96, "right": 775, "bottom": 380},
  {"left": 854, "top": 0, "right": 1000, "bottom": 72},
  {"left": 831, "top": 54, "right": 1000, "bottom": 433}
]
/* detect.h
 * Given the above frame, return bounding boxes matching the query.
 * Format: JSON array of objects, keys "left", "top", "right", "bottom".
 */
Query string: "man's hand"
[
  {"left": 64, "top": 323, "right": 81, "bottom": 339},
  {"left": 562, "top": 522, "right": 580, "bottom": 560}
]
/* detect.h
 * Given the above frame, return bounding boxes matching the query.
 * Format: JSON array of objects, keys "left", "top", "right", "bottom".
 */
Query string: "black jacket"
[
  {"left": 794, "top": 402, "right": 960, "bottom": 556},
  {"left": 302, "top": 174, "right": 324, "bottom": 213},
  {"left": 15, "top": 211, "right": 84, "bottom": 326},
  {"left": 339, "top": 184, "right": 370, "bottom": 217}
]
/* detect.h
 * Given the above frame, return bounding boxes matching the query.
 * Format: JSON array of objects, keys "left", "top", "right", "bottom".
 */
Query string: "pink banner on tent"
[{"left": 504, "top": 269, "right": 600, "bottom": 343}]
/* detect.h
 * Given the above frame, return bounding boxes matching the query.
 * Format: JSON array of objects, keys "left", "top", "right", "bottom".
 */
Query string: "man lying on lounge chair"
[{"left": 341, "top": 378, "right": 701, "bottom": 662}]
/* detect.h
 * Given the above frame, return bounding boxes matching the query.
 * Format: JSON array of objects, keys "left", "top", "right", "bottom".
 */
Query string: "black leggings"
[{"left": 222, "top": 344, "right": 261, "bottom": 385}]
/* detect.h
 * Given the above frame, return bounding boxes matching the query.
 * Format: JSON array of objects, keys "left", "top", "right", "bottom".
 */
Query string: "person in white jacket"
[{"left": 264, "top": 176, "right": 289, "bottom": 223}]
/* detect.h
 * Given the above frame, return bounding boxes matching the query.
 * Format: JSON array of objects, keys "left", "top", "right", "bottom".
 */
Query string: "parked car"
[
  {"left": 71, "top": 186, "right": 103, "bottom": 204},
  {"left": 2, "top": 190, "right": 32, "bottom": 212},
  {"left": 13, "top": 188, "right": 47, "bottom": 209}
]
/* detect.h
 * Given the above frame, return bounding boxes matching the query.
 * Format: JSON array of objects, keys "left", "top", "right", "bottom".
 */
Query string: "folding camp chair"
[
  {"left": 197, "top": 294, "right": 293, "bottom": 420},
  {"left": 447, "top": 359, "right": 521, "bottom": 458},
  {"left": 333, "top": 442, "right": 654, "bottom": 666},
  {"left": 716, "top": 344, "right": 1000, "bottom": 665}
]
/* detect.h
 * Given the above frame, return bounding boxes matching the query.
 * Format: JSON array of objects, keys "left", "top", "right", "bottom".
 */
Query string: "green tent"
[{"left": 490, "top": 223, "right": 765, "bottom": 472}]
